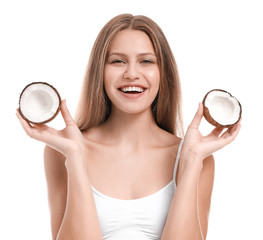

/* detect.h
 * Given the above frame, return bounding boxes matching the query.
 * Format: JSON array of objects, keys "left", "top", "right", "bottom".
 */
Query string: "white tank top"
[{"left": 91, "top": 140, "right": 183, "bottom": 240}]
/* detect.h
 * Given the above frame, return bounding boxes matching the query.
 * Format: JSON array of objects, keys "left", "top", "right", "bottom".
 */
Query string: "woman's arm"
[
  {"left": 55, "top": 149, "right": 102, "bottom": 240},
  {"left": 162, "top": 103, "right": 241, "bottom": 240},
  {"left": 162, "top": 155, "right": 208, "bottom": 240},
  {"left": 162, "top": 155, "right": 214, "bottom": 239},
  {"left": 44, "top": 146, "right": 67, "bottom": 239},
  {"left": 44, "top": 146, "right": 102, "bottom": 240},
  {"left": 17, "top": 100, "right": 102, "bottom": 240},
  {"left": 197, "top": 155, "right": 215, "bottom": 238}
]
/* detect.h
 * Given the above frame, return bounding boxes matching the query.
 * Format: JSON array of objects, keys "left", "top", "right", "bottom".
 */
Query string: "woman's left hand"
[{"left": 182, "top": 103, "right": 242, "bottom": 162}]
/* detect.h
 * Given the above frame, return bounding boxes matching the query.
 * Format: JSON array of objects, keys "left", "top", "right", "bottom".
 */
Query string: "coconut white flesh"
[
  {"left": 20, "top": 83, "right": 60, "bottom": 123},
  {"left": 205, "top": 91, "right": 240, "bottom": 126}
]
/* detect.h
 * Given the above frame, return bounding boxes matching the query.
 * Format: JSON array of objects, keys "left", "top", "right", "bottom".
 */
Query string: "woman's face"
[{"left": 104, "top": 29, "right": 160, "bottom": 115}]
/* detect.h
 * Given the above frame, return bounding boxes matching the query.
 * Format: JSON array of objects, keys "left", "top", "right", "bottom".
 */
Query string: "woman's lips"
[
  {"left": 118, "top": 86, "right": 146, "bottom": 93},
  {"left": 118, "top": 86, "right": 147, "bottom": 99}
]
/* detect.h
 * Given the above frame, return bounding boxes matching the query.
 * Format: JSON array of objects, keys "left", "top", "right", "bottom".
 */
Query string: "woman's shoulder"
[
  {"left": 44, "top": 145, "right": 66, "bottom": 162},
  {"left": 81, "top": 126, "right": 106, "bottom": 147},
  {"left": 154, "top": 127, "right": 182, "bottom": 149},
  {"left": 43, "top": 145, "right": 67, "bottom": 195},
  {"left": 43, "top": 145, "right": 66, "bottom": 178}
]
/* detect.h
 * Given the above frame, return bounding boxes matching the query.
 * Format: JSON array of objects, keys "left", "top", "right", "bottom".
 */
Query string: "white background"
[{"left": 1, "top": 0, "right": 262, "bottom": 239}]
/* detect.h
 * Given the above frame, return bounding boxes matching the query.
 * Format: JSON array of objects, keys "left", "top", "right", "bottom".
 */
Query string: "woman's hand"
[
  {"left": 182, "top": 103, "right": 242, "bottom": 163},
  {"left": 16, "top": 100, "right": 86, "bottom": 159}
]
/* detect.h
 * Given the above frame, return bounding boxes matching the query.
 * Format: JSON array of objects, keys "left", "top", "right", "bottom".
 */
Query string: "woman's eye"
[
  {"left": 141, "top": 59, "right": 154, "bottom": 64},
  {"left": 111, "top": 59, "right": 125, "bottom": 64}
]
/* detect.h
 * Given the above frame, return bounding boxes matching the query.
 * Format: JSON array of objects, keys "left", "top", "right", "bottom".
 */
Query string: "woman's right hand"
[
  {"left": 181, "top": 103, "right": 241, "bottom": 165},
  {"left": 16, "top": 99, "right": 86, "bottom": 159}
]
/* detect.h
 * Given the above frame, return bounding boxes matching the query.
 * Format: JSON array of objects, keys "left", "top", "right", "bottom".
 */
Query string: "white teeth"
[{"left": 120, "top": 86, "right": 145, "bottom": 93}]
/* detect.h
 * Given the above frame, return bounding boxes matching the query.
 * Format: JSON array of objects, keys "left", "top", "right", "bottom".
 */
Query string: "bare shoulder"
[
  {"left": 153, "top": 126, "right": 182, "bottom": 148},
  {"left": 201, "top": 155, "right": 215, "bottom": 179},
  {"left": 44, "top": 145, "right": 65, "bottom": 162},
  {"left": 44, "top": 145, "right": 66, "bottom": 176},
  {"left": 199, "top": 154, "right": 215, "bottom": 193},
  {"left": 43, "top": 145, "right": 68, "bottom": 238},
  {"left": 198, "top": 155, "right": 215, "bottom": 215},
  {"left": 81, "top": 127, "right": 107, "bottom": 146},
  {"left": 43, "top": 145, "right": 67, "bottom": 192}
]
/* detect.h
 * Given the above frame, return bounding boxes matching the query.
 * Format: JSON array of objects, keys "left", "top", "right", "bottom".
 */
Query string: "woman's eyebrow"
[
  {"left": 108, "top": 52, "right": 156, "bottom": 57},
  {"left": 137, "top": 52, "right": 156, "bottom": 57},
  {"left": 108, "top": 52, "right": 126, "bottom": 57}
]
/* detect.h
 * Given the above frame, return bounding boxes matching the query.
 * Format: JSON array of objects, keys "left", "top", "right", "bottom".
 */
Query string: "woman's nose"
[{"left": 123, "top": 63, "right": 140, "bottom": 80}]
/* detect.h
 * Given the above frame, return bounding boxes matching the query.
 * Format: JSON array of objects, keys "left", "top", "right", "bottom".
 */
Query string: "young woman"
[{"left": 17, "top": 14, "right": 241, "bottom": 240}]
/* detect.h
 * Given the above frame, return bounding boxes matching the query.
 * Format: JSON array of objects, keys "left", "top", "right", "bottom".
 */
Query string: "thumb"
[
  {"left": 60, "top": 100, "right": 76, "bottom": 126},
  {"left": 189, "top": 103, "right": 203, "bottom": 129}
]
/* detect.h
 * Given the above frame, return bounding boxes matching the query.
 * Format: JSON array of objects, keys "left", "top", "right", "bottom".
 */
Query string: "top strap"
[{"left": 173, "top": 139, "right": 184, "bottom": 184}]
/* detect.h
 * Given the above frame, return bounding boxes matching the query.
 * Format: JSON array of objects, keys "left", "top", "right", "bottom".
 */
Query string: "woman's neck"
[{"left": 99, "top": 107, "right": 159, "bottom": 149}]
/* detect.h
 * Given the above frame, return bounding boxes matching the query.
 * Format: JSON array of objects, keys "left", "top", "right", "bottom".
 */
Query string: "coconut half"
[
  {"left": 202, "top": 89, "right": 242, "bottom": 128},
  {"left": 19, "top": 82, "right": 61, "bottom": 124}
]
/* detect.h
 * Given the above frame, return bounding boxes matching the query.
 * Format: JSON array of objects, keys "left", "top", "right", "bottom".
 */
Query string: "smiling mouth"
[{"left": 118, "top": 86, "right": 146, "bottom": 94}]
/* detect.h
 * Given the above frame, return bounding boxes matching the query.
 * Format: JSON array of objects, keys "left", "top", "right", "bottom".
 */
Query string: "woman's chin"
[{"left": 111, "top": 105, "right": 152, "bottom": 116}]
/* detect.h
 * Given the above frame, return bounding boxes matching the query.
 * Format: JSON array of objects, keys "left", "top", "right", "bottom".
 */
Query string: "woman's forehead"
[{"left": 108, "top": 30, "right": 155, "bottom": 55}]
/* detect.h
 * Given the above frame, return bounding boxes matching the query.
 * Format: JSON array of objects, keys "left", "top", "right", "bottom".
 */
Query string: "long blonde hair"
[{"left": 75, "top": 14, "right": 184, "bottom": 137}]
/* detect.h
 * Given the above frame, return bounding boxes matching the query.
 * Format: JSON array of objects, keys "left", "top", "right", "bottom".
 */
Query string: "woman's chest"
[
  {"left": 92, "top": 180, "right": 176, "bottom": 239},
  {"left": 86, "top": 146, "right": 177, "bottom": 200}
]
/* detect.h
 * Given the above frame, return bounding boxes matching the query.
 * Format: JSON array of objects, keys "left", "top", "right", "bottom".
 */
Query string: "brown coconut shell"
[
  {"left": 19, "top": 82, "right": 61, "bottom": 124},
  {"left": 202, "top": 89, "right": 242, "bottom": 128}
]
